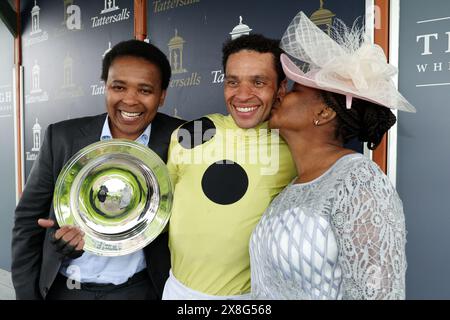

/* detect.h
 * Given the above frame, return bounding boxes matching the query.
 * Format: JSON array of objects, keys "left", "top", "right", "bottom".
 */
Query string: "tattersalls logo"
[
  {"left": 168, "top": 29, "right": 201, "bottom": 88},
  {"left": 169, "top": 29, "right": 187, "bottom": 75},
  {"left": 91, "top": 0, "right": 131, "bottom": 28},
  {"left": 101, "top": 0, "right": 120, "bottom": 13},
  {"left": 25, "top": 0, "right": 49, "bottom": 47},
  {"left": 153, "top": 0, "right": 200, "bottom": 13},
  {"left": 26, "top": 60, "right": 49, "bottom": 104},
  {"left": 55, "top": 53, "right": 84, "bottom": 99},
  {"left": 229, "top": 16, "right": 252, "bottom": 40},
  {"left": 310, "top": 0, "right": 336, "bottom": 36},
  {"left": 90, "top": 42, "right": 112, "bottom": 96},
  {"left": 0, "top": 85, "right": 13, "bottom": 117},
  {"left": 211, "top": 16, "right": 252, "bottom": 85},
  {"left": 26, "top": 118, "right": 42, "bottom": 161}
]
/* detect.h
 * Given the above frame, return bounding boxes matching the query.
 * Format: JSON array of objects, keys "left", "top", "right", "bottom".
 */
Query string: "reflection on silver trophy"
[{"left": 53, "top": 139, "right": 173, "bottom": 256}]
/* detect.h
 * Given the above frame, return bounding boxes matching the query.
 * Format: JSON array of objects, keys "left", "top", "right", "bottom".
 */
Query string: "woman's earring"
[{"left": 314, "top": 119, "right": 320, "bottom": 126}]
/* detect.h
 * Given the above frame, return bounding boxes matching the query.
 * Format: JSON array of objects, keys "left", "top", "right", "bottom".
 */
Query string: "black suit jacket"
[{"left": 11, "top": 112, "right": 185, "bottom": 300}]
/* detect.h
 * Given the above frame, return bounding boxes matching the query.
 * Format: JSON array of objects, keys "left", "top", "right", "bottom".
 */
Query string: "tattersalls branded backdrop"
[
  {"left": 146, "top": 0, "right": 365, "bottom": 152},
  {"left": 0, "top": 20, "right": 16, "bottom": 271},
  {"left": 396, "top": 0, "right": 450, "bottom": 299},
  {"left": 9, "top": 0, "right": 450, "bottom": 299},
  {"left": 21, "top": 0, "right": 134, "bottom": 178}
]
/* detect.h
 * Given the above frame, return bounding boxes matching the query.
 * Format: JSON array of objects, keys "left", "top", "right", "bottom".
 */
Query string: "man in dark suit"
[{"left": 11, "top": 40, "right": 184, "bottom": 300}]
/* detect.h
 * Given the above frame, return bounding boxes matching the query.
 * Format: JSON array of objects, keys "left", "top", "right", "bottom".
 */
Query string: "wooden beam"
[
  {"left": 134, "top": 0, "right": 147, "bottom": 40},
  {"left": 372, "top": 0, "right": 390, "bottom": 173}
]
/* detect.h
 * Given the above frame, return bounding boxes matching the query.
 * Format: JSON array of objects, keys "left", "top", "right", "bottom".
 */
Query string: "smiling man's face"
[
  {"left": 105, "top": 55, "right": 166, "bottom": 140},
  {"left": 224, "top": 50, "right": 284, "bottom": 129}
]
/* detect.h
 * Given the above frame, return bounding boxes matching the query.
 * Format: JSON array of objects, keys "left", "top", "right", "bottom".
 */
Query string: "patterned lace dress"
[{"left": 249, "top": 153, "right": 406, "bottom": 300}]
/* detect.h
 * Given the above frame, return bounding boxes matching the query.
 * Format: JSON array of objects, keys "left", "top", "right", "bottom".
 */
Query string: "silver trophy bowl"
[{"left": 53, "top": 139, "right": 173, "bottom": 256}]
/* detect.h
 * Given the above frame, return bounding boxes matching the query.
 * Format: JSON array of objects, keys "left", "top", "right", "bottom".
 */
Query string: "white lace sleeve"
[{"left": 333, "top": 161, "right": 407, "bottom": 300}]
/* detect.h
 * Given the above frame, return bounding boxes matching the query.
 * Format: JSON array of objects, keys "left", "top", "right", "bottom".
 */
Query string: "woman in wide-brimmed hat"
[{"left": 249, "top": 11, "right": 415, "bottom": 300}]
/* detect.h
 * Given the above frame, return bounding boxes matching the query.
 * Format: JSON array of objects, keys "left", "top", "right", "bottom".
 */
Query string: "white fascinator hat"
[{"left": 280, "top": 11, "right": 416, "bottom": 113}]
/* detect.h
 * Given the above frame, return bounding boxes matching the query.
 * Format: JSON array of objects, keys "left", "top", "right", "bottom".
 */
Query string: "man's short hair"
[
  {"left": 101, "top": 39, "right": 171, "bottom": 90},
  {"left": 222, "top": 34, "right": 286, "bottom": 86}
]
